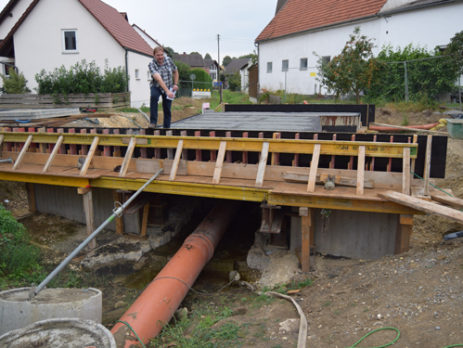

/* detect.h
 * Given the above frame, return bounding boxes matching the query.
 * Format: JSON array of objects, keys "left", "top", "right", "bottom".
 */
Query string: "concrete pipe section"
[
  {"left": 0, "top": 287, "right": 102, "bottom": 335},
  {"left": 111, "top": 201, "right": 237, "bottom": 347},
  {"left": 0, "top": 318, "right": 115, "bottom": 347}
]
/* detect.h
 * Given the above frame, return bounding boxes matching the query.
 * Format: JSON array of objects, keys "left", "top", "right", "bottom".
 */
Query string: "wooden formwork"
[{"left": 1, "top": 127, "right": 461, "bottom": 271}]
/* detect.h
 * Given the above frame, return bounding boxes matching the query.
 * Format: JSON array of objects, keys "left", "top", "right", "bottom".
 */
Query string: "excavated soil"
[{"left": 1, "top": 105, "right": 463, "bottom": 347}]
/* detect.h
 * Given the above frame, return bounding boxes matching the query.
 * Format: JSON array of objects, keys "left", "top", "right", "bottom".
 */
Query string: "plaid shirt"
[{"left": 148, "top": 54, "right": 177, "bottom": 89}]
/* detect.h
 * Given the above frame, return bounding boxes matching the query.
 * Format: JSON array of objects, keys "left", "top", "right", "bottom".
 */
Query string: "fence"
[{"left": 177, "top": 80, "right": 213, "bottom": 98}]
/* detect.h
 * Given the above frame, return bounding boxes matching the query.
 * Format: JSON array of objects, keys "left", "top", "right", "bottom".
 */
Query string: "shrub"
[
  {"left": 190, "top": 68, "right": 212, "bottom": 90},
  {"left": 35, "top": 60, "right": 127, "bottom": 95},
  {"left": 1, "top": 68, "right": 30, "bottom": 94},
  {"left": 0, "top": 204, "right": 42, "bottom": 284},
  {"left": 228, "top": 72, "right": 241, "bottom": 91}
]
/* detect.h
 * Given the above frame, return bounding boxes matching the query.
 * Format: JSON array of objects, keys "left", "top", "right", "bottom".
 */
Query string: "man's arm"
[
  {"left": 152, "top": 73, "right": 174, "bottom": 98},
  {"left": 172, "top": 70, "right": 179, "bottom": 92}
]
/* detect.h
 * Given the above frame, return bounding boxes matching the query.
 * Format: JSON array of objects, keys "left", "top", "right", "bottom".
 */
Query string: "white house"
[
  {"left": 256, "top": 0, "right": 463, "bottom": 95},
  {"left": 0, "top": 0, "right": 156, "bottom": 107}
]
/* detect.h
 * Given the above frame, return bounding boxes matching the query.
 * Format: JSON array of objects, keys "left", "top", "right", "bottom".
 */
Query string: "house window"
[
  {"left": 282, "top": 59, "right": 288, "bottom": 72},
  {"left": 135, "top": 69, "right": 140, "bottom": 80},
  {"left": 267, "top": 62, "right": 272, "bottom": 73},
  {"left": 300, "top": 58, "right": 308, "bottom": 70},
  {"left": 62, "top": 30, "right": 77, "bottom": 52}
]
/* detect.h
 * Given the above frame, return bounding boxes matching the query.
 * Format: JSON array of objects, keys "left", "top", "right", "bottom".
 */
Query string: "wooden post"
[
  {"left": 113, "top": 190, "right": 124, "bottom": 235},
  {"left": 82, "top": 189, "right": 96, "bottom": 249},
  {"left": 424, "top": 135, "right": 432, "bottom": 196},
  {"left": 299, "top": 207, "right": 313, "bottom": 273},
  {"left": 140, "top": 202, "right": 150, "bottom": 237},
  {"left": 395, "top": 214, "right": 413, "bottom": 254},
  {"left": 26, "top": 183, "right": 36, "bottom": 213}
]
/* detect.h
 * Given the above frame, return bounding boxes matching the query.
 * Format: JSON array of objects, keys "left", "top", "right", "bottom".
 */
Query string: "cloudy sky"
[{"left": 0, "top": 0, "right": 276, "bottom": 61}]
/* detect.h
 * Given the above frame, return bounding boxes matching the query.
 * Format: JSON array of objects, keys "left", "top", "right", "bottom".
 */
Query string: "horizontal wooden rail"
[{"left": 0, "top": 131, "right": 418, "bottom": 159}]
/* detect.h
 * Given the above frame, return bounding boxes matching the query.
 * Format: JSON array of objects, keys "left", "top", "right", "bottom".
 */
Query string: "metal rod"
[
  {"left": 30, "top": 168, "right": 163, "bottom": 299},
  {"left": 0, "top": 158, "right": 13, "bottom": 163}
]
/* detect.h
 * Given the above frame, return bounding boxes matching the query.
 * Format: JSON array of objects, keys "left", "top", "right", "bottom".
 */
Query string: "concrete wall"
[
  {"left": 291, "top": 209, "right": 398, "bottom": 259},
  {"left": 34, "top": 184, "right": 140, "bottom": 233}
]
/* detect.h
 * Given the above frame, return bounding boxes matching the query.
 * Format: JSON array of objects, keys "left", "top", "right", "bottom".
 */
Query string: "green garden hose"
[{"left": 347, "top": 327, "right": 400, "bottom": 348}]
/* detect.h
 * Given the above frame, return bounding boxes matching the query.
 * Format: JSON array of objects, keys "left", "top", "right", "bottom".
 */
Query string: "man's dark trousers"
[{"left": 150, "top": 85, "right": 172, "bottom": 128}]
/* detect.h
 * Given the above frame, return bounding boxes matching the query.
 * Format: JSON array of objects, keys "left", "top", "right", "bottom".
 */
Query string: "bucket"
[
  {"left": 0, "top": 287, "right": 102, "bottom": 335},
  {"left": 447, "top": 118, "right": 463, "bottom": 139},
  {"left": 0, "top": 318, "right": 116, "bottom": 348}
]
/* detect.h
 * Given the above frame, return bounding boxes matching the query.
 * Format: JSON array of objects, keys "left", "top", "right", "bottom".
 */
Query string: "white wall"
[
  {"left": 128, "top": 51, "right": 152, "bottom": 108},
  {"left": 258, "top": 2, "right": 463, "bottom": 95}
]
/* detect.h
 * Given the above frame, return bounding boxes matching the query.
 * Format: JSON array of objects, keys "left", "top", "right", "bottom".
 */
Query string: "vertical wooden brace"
[
  {"left": 299, "top": 207, "right": 313, "bottom": 273},
  {"left": 255, "top": 142, "right": 269, "bottom": 187},
  {"left": 82, "top": 190, "right": 96, "bottom": 249},
  {"left": 212, "top": 141, "right": 227, "bottom": 184},
  {"left": 307, "top": 144, "right": 320, "bottom": 192}
]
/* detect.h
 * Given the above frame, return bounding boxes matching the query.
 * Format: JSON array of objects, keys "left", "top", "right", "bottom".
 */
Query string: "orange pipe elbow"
[{"left": 111, "top": 202, "right": 236, "bottom": 347}]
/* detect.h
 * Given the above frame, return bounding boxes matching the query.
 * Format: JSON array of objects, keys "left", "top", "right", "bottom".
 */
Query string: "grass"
[{"left": 149, "top": 304, "right": 244, "bottom": 348}]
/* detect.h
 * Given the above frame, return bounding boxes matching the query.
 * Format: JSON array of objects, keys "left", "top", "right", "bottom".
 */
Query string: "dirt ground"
[{"left": 1, "top": 106, "right": 463, "bottom": 347}]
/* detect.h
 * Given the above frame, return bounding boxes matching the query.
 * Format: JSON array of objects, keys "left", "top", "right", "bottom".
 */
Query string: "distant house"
[
  {"left": 0, "top": 0, "right": 158, "bottom": 107},
  {"left": 223, "top": 57, "right": 252, "bottom": 91},
  {"left": 173, "top": 52, "right": 218, "bottom": 82},
  {"left": 256, "top": 0, "right": 463, "bottom": 95}
]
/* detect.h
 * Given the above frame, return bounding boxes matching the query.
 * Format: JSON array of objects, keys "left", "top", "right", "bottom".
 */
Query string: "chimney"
[{"left": 275, "top": 0, "right": 288, "bottom": 14}]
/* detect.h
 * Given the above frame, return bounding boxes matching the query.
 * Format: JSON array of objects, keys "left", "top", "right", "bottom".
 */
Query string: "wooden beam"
[
  {"left": 212, "top": 141, "right": 227, "bottom": 184},
  {"left": 140, "top": 202, "right": 150, "bottom": 237},
  {"left": 356, "top": 146, "right": 365, "bottom": 195},
  {"left": 82, "top": 190, "right": 96, "bottom": 249},
  {"left": 166, "top": 130, "right": 174, "bottom": 159},
  {"left": 169, "top": 139, "right": 184, "bottom": 181},
  {"left": 255, "top": 141, "right": 269, "bottom": 187},
  {"left": 113, "top": 190, "right": 124, "bottom": 235},
  {"left": 25, "top": 183, "right": 36, "bottom": 213},
  {"left": 80, "top": 136, "right": 99, "bottom": 176},
  {"left": 395, "top": 214, "right": 413, "bottom": 254},
  {"left": 402, "top": 147, "right": 411, "bottom": 195},
  {"left": 423, "top": 135, "right": 432, "bottom": 196},
  {"left": 42, "top": 135, "right": 64, "bottom": 173},
  {"left": 119, "top": 137, "right": 136, "bottom": 177},
  {"left": 12, "top": 134, "right": 33, "bottom": 170},
  {"left": 299, "top": 207, "right": 312, "bottom": 273},
  {"left": 431, "top": 193, "right": 463, "bottom": 209},
  {"left": 0, "top": 134, "right": 4, "bottom": 148},
  {"left": 307, "top": 144, "right": 320, "bottom": 192},
  {"left": 379, "top": 190, "right": 463, "bottom": 224}
]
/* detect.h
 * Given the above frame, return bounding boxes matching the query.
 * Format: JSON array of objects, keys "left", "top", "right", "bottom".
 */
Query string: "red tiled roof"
[
  {"left": 78, "top": 0, "right": 153, "bottom": 56},
  {"left": 256, "top": 0, "right": 388, "bottom": 42}
]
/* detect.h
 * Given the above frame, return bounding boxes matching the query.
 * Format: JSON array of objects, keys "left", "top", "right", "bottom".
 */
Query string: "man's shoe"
[{"left": 148, "top": 123, "right": 156, "bottom": 129}]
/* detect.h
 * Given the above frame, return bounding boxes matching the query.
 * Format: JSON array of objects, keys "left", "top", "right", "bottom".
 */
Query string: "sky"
[{"left": 0, "top": 0, "right": 276, "bottom": 61}]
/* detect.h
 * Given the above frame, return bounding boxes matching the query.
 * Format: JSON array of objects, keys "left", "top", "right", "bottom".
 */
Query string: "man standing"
[{"left": 148, "top": 46, "right": 179, "bottom": 128}]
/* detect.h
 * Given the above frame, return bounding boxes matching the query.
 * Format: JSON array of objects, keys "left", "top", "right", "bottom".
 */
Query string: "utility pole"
[{"left": 217, "top": 34, "right": 222, "bottom": 103}]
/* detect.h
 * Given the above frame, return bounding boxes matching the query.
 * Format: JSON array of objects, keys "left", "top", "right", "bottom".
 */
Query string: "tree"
[
  {"left": 446, "top": 30, "right": 463, "bottom": 75},
  {"left": 222, "top": 56, "right": 232, "bottom": 66},
  {"left": 174, "top": 60, "right": 192, "bottom": 81},
  {"left": 204, "top": 53, "right": 212, "bottom": 60},
  {"left": 164, "top": 46, "right": 176, "bottom": 57},
  {"left": 318, "top": 27, "right": 378, "bottom": 103},
  {"left": 228, "top": 72, "right": 241, "bottom": 91},
  {"left": 1, "top": 68, "right": 30, "bottom": 94}
]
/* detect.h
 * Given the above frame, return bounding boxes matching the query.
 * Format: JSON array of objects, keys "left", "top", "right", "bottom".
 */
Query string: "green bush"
[
  {"left": 190, "top": 68, "right": 212, "bottom": 90},
  {"left": 1, "top": 68, "right": 30, "bottom": 94},
  {"left": 35, "top": 60, "right": 127, "bottom": 95},
  {"left": 228, "top": 72, "right": 241, "bottom": 92},
  {"left": 0, "top": 204, "right": 42, "bottom": 284}
]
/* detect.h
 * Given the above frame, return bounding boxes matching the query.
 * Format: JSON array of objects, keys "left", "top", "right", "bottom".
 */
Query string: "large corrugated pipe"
[{"left": 111, "top": 201, "right": 237, "bottom": 347}]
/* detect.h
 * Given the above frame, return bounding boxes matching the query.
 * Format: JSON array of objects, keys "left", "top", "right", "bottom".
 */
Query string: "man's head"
[{"left": 153, "top": 46, "right": 165, "bottom": 65}]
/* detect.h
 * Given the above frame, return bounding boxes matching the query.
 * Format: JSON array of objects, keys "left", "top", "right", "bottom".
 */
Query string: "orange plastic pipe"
[{"left": 111, "top": 201, "right": 237, "bottom": 347}]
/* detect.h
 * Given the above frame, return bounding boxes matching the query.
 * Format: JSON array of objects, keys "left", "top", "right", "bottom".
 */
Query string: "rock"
[
  {"left": 278, "top": 318, "right": 299, "bottom": 334},
  {"left": 114, "top": 300, "right": 126, "bottom": 309}
]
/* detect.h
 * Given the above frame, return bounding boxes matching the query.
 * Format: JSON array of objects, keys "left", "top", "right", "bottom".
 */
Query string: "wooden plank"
[
  {"left": 166, "top": 130, "right": 174, "bottom": 159},
  {"left": 80, "top": 136, "right": 99, "bottom": 176},
  {"left": 42, "top": 135, "right": 64, "bottom": 173},
  {"left": 356, "top": 145, "right": 365, "bottom": 195},
  {"left": 26, "top": 183, "right": 36, "bottom": 213},
  {"left": 140, "top": 203, "right": 150, "bottom": 237},
  {"left": 12, "top": 135, "right": 33, "bottom": 170},
  {"left": 212, "top": 141, "right": 227, "bottom": 184},
  {"left": 402, "top": 147, "right": 411, "bottom": 195},
  {"left": 169, "top": 139, "right": 184, "bottom": 181},
  {"left": 299, "top": 207, "right": 312, "bottom": 273},
  {"left": 431, "top": 193, "right": 463, "bottom": 209},
  {"left": 119, "top": 137, "right": 136, "bottom": 177},
  {"left": 255, "top": 141, "right": 269, "bottom": 187},
  {"left": 82, "top": 190, "right": 96, "bottom": 249},
  {"left": 307, "top": 144, "right": 320, "bottom": 192},
  {"left": 379, "top": 191, "right": 463, "bottom": 224},
  {"left": 423, "top": 135, "right": 432, "bottom": 196}
]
